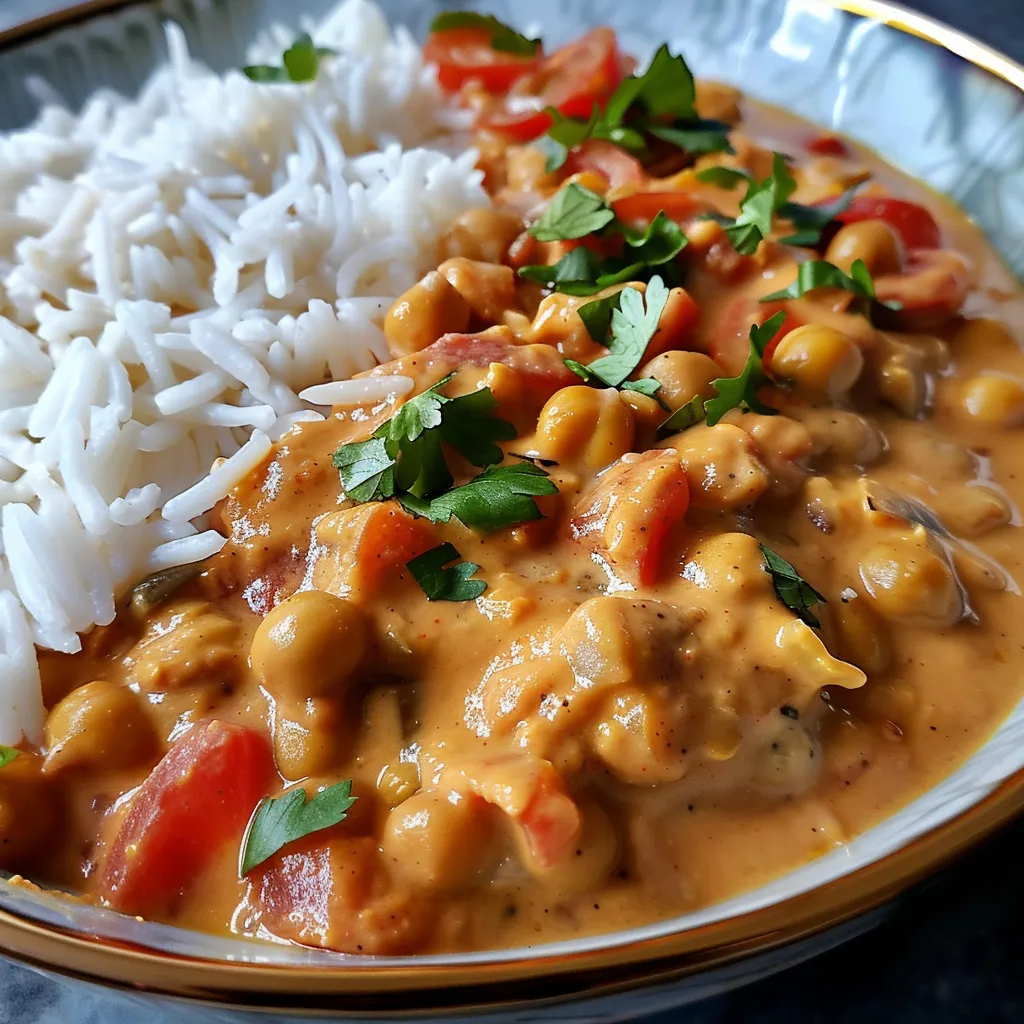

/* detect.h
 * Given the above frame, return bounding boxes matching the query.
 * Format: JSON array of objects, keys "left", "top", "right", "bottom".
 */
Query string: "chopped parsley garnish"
[
  {"left": 429, "top": 12, "right": 540, "bottom": 55},
  {"left": 407, "top": 542, "right": 487, "bottom": 602},
  {"left": 778, "top": 185, "right": 862, "bottom": 247},
  {"left": 538, "top": 44, "right": 733, "bottom": 172},
  {"left": 240, "top": 780, "right": 356, "bottom": 875},
  {"left": 566, "top": 275, "right": 670, "bottom": 388},
  {"left": 243, "top": 33, "right": 335, "bottom": 83},
  {"left": 712, "top": 153, "right": 798, "bottom": 255},
  {"left": 528, "top": 183, "right": 616, "bottom": 242},
  {"left": 658, "top": 311, "right": 787, "bottom": 433},
  {"left": 400, "top": 461, "right": 558, "bottom": 533},
  {"left": 0, "top": 746, "right": 19, "bottom": 769},
  {"left": 760, "top": 258, "right": 900, "bottom": 318},
  {"left": 760, "top": 544, "right": 827, "bottom": 628},
  {"left": 519, "top": 209, "right": 686, "bottom": 295},
  {"left": 332, "top": 374, "right": 516, "bottom": 502}
]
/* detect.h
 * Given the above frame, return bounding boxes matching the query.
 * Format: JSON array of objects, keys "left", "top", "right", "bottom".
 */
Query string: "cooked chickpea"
[
  {"left": 832, "top": 594, "right": 891, "bottom": 675},
  {"left": 824, "top": 219, "right": 904, "bottom": 276},
  {"left": 272, "top": 697, "right": 346, "bottom": 779},
  {"left": 672, "top": 422, "right": 771, "bottom": 510},
  {"left": 959, "top": 373, "right": 1024, "bottom": 427},
  {"left": 640, "top": 350, "right": 719, "bottom": 412},
  {"left": 590, "top": 687, "right": 689, "bottom": 784},
  {"left": 383, "top": 271, "right": 470, "bottom": 358},
  {"left": 515, "top": 799, "right": 619, "bottom": 893},
  {"left": 43, "top": 680, "right": 155, "bottom": 774},
  {"left": 376, "top": 762, "right": 421, "bottom": 807},
  {"left": 771, "top": 324, "right": 864, "bottom": 397},
  {"left": 0, "top": 753, "right": 57, "bottom": 869},
  {"left": 250, "top": 590, "right": 368, "bottom": 701},
  {"left": 535, "top": 386, "right": 636, "bottom": 469},
  {"left": 858, "top": 533, "right": 963, "bottom": 626},
  {"left": 438, "top": 208, "right": 524, "bottom": 265},
  {"left": 438, "top": 257, "right": 517, "bottom": 324},
  {"left": 381, "top": 789, "right": 497, "bottom": 890},
  {"left": 937, "top": 484, "right": 1012, "bottom": 536},
  {"left": 747, "top": 717, "right": 821, "bottom": 794}
]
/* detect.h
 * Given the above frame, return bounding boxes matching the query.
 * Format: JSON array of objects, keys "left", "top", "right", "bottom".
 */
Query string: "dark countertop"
[{"left": 0, "top": 1, "right": 1022, "bottom": 1022}]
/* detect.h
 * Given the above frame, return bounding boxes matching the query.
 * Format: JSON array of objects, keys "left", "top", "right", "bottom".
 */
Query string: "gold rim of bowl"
[{"left": 0, "top": 0, "right": 1023, "bottom": 1012}]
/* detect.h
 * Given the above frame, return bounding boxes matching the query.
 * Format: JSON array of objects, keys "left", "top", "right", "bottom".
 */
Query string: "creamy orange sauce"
[{"left": 4, "top": 75, "right": 1024, "bottom": 956}]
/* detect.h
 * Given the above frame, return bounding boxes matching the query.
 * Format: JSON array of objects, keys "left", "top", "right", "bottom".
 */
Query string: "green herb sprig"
[
  {"left": 760, "top": 258, "right": 900, "bottom": 319},
  {"left": 243, "top": 33, "right": 336, "bottom": 83},
  {"left": 760, "top": 544, "right": 827, "bottom": 628},
  {"left": 429, "top": 11, "right": 540, "bottom": 55},
  {"left": 406, "top": 542, "right": 487, "bottom": 601}
]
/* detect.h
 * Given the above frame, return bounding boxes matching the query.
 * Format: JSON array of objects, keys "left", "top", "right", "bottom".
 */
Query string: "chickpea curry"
[{"left": 4, "top": 17, "right": 1024, "bottom": 956}]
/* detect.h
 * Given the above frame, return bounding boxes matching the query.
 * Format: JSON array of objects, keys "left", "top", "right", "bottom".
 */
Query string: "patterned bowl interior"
[{"left": 1, "top": 0, "right": 1023, "bottom": 970}]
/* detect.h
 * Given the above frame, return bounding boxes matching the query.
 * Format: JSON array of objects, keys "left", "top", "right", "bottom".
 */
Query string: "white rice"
[{"left": 0, "top": 0, "right": 488, "bottom": 744}]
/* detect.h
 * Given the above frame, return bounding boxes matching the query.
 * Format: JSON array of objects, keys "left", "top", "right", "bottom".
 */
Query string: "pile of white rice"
[{"left": 0, "top": 0, "right": 488, "bottom": 744}]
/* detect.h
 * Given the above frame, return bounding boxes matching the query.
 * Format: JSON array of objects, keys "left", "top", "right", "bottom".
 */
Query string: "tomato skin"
[
  {"left": 481, "top": 28, "right": 623, "bottom": 140},
  {"left": 709, "top": 297, "right": 802, "bottom": 376},
  {"left": 874, "top": 248, "right": 971, "bottom": 331},
  {"left": 612, "top": 191, "right": 707, "bottom": 228},
  {"left": 424, "top": 28, "right": 539, "bottom": 93},
  {"left": 834, "top": 197, "right": 942, "bottom": 251},
  {"left": 562, "top": 139, "right": 644, "bottom": 190},
  {"left": 98, "top": 721, "right": 274, "bottom": 916},
  {"left": 806, "top": 134, "right": 849, "bottom": 158}
]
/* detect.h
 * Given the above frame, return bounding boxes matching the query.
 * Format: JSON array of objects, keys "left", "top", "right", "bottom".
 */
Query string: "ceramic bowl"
[{"left": 0, "top": 1, "right": 1022, "bottom": 1019}]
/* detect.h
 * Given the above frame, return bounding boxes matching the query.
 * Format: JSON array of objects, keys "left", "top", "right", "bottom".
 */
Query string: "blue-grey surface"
[{"left": 0, "top": 0, "right": 1022, "bottom": 1021}]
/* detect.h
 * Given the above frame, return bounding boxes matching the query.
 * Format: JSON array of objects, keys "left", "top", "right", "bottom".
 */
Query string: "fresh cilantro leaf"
[
  {"left": 659, "top": 393, "right": 707, "bottom": 434},
  {"left": 577, "top": 290, "right": 623, "bottom": 344},
  {"left": 621, "top": 211, "right": 689, "bottom": 266},
  {"left": 704, "top": 310, "right": 787, "bottom": 426},
  {"left": 565, "top": 358, "right": 599, "bottom": 383},
  {"left": 583, "top": 276, "right": 670, "bottom": 387},
  {"left": 387, "top": 374, "right": 450, "bottom": 442},
  {"left": 401, "top": 462, "right": 558, "bottom": 533},
  {"left": 620, "top": 378, "right": 667, "bottom": 407},
  {"left": 695, "top": 166, "right": 752, "bottom": 190},
  {"left": 529, "top": 184, "right": 616, "bottom": 242},
  {"left": 0, "top": 746, "right": 19, "bottom": 769},
  {"left": 647, "top": 121, "right": 734, "bottom": 156},
  {"left": 778, "top": 184, "right": 862, "bottom": 246},
  {"left": 724, "top": 153, "right": 798, "bottom": 255},
  {"left": 240, "top": 780, "right": 356, "bottom": 875},
  {"left": 608, "top": 43, "right": 696, "bottom": 123},
  {"left": 759, "top": 257, "right": 898, "bottom": 317},
  {"left": 760, "top": 544, "right": 827, "bottom": 628},
  {"left": 243, "top": 33, "right": 335, "bottom": 84},
  {"left": 518, "top": 247, "right": 605, "bottom": 293},
  {"left": 439, "top": 387, "right": 517, "bottom": 467},
  {"left": 406, "top": 542, "right": 487, "bottom": 602},
  {"left": 393, "top": 427, "right": 451, "bottom": 498},
  {"left": 332, "top": 435, "right": 395, "bottom": 501},
  {"left": 429, "top": 11, "right": 540, "bottom": 56}
]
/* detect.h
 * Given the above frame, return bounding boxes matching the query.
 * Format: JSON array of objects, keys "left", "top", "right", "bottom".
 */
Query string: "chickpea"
[
  {"left": 250, "top": 590, "right": 368, "bottom": 702},
  {"left": 0, "top": 753, "right": 57, "bottom": 869},
  {"left": 43, "top": 680, "right": 155, "bottom": 774},
  {"left": 381, "top": 789, "right": 497, "bottom": 890},
  {"left": 618, "top": 389, "right": 666, "bottom": 446},
  {"left": 525, "top": 290, "right": 609, "bottom": 361},
  {"left": 640, "top": 350, "right": 719, "bottom": 412},
  {"left": 438, "top": 257, "right": 517, "bottom": 324},
  {"left": 770, "top": 324, "right": 864, "bottom": 397},
  {"left": 535, "top": 386, "right": 636, "bottom": 469},
  {"left": 694, "top": 80, "right": 742, "bottom": 125},
  {"left": 824, "top": 219, "right": 904, "bottom": 276},
  {"left": 438, "top": 207, "right": 524, "bottom": 265},
  {"left": 273, "top": 697, "right": 346, "bottom": 780},
  {"left": 959, "top": 373, "right": 1024, "bottom": 427},
  {"left": 747, "top": 717, "right": 820, "bottom": 794},
  {"left": 832, "top": 594, "right": 891, "bottom": 675},
  {"left": 936, "top": 484, "right": 1012, "bottom": 536},
  {"left": 383, "top": 271, "right": 470, "bottom": 358},
  {"left": 590, "top": 687, "right": 689, "bottom": 784},
  {"left": 376, "top": 762, "right": 420, "bottom": 807},
  {"left": 672, "top": 422, "right": 770, "bottom": 510},
  {"left": 505, "top": 145, "right": 553, "bottom": 191},
  {"left": 953, "top": 317, "right": 1017, "bottom": 357},
  {"left": 515, "top": 799, "right": 619, "bottom": 893},
  {"left": 858, "top": 533, "right": 963, "bottom": 626}
]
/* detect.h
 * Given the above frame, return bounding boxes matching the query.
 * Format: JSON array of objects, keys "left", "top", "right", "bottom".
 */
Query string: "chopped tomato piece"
[
  {"left": 97, "top": 721, "right": 274, "bottom": 916},
  {"left": 874, "top": 248, "right": 971, "bottom": 331},
  {"left": 834, "top": 196, "right": 942, "bottom": 251},
  {"left": 572, "top": 449, "right": 690, "bottom": 586},
  {"left": 709, "top": 297, "right": 802, "bottom": 376},
  {"left": 612, "top": 191, "right": 707, "bottom": 227},
  {"left": 645, "top": 287, "right": 701, "bottom": 360},
  {"left": 481, "top": 28, "right": 624, "bottom": 140},
  {"left": 562, "top": 139, "right": 645, "bottom": 190},
  {"left": 257, "top": 836, "right": 428, "bottom": 953},
  {"left": 806, "top": 134, "right": 849, "bottom": 158},
  {"left": 424, "top": 28, "right": 540, "bottom": 93},
  {"left": 311, "top": 502, "right": 436, "bottom": 599}
]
